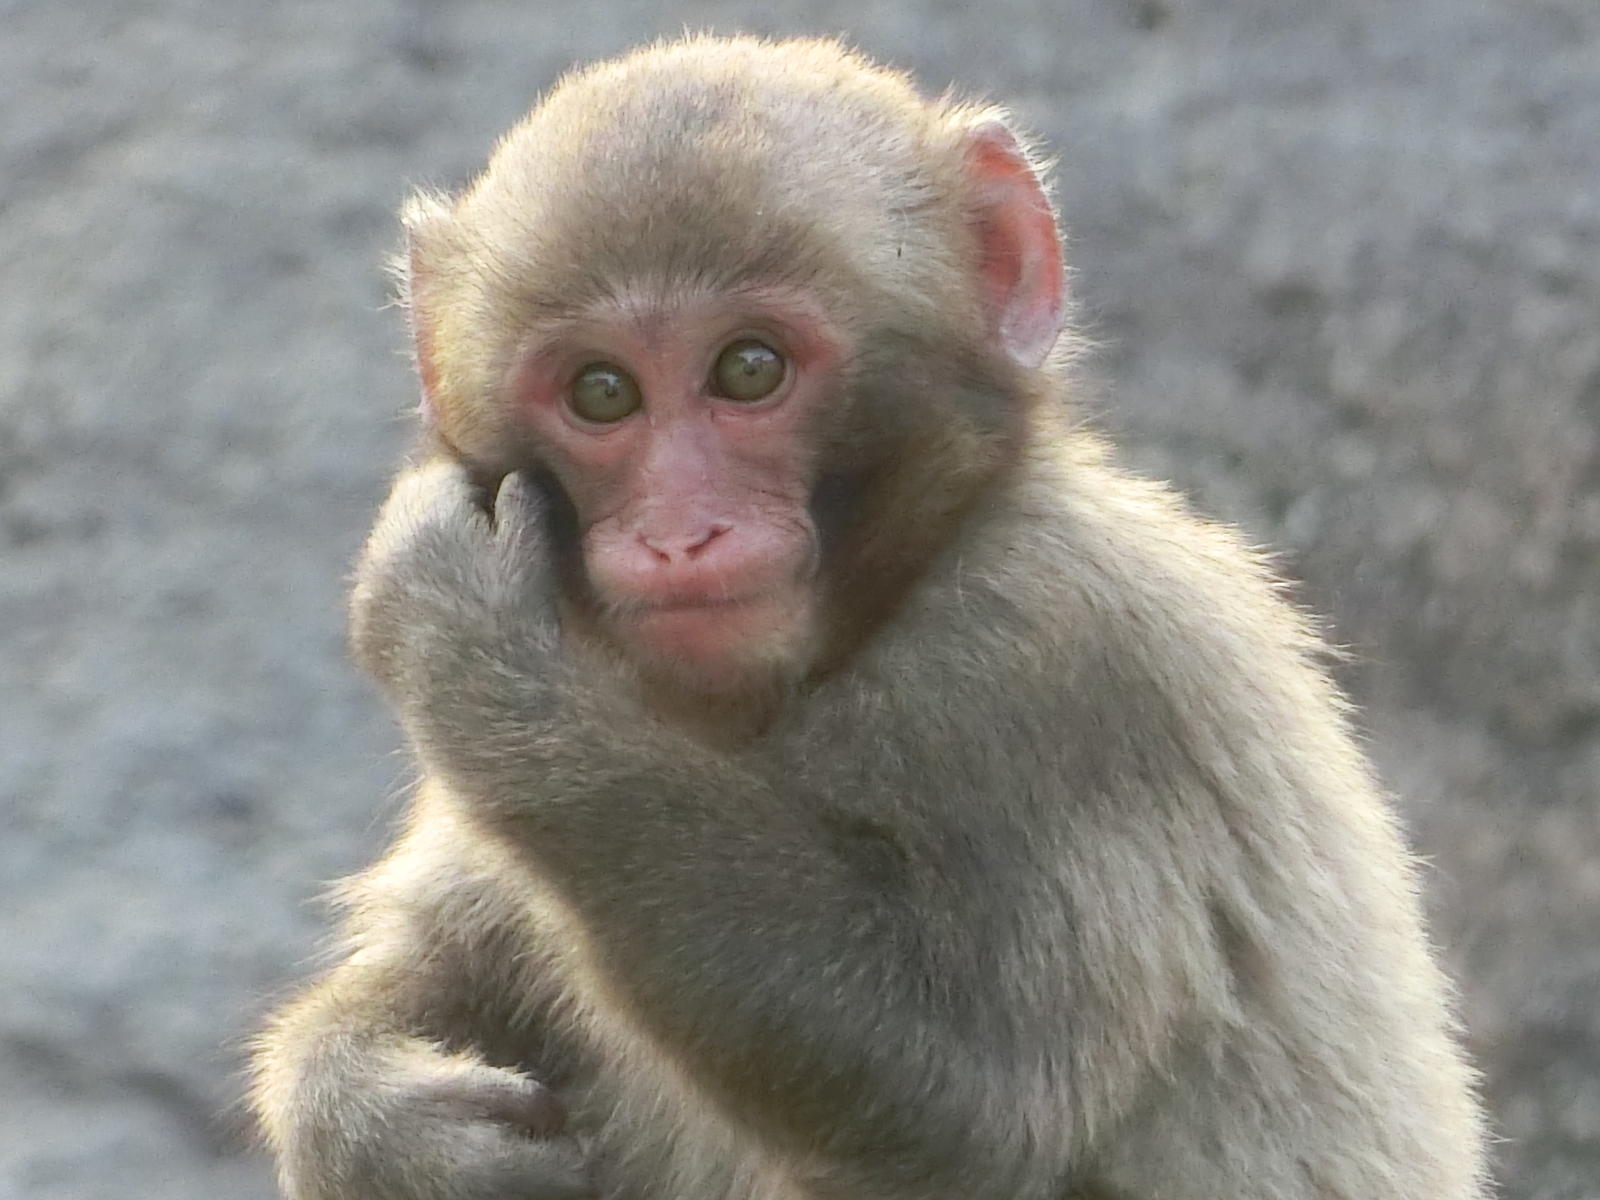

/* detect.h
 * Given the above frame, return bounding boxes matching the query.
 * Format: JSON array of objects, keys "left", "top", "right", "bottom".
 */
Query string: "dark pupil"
[{"left": 732, "top": 347, "right": 769, "bottom": 376}]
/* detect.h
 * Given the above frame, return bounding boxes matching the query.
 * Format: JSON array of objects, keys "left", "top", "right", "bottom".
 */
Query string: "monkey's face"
[
  {"left": 403, "top": 58, "right": 1067, "bottom": 707},
  {"left": 504, "top": 287, "right": 845, "bottom": 697}
]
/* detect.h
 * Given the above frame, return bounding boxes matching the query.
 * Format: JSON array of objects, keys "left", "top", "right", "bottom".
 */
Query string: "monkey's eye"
[
  {"left": 569, "top": 363, "right": 642, "bottom": 423},
  {"left": 711, "top": 339, "right": 786, "bottom": 403}
]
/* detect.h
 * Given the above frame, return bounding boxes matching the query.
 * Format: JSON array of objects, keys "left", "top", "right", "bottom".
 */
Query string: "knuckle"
[{"left": 412, "top": 1069, "right": 567, "bottom": 1138}]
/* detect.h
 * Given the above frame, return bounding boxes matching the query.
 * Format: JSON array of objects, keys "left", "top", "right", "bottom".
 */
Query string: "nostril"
[
  {"left": 685, "top": 523, "right": 731, "bottom": 559},
  {"left": 637, "top": 533, "right": 674, "bottom": 564}
]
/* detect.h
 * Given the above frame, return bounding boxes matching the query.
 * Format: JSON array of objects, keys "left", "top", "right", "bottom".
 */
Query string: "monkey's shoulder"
[
  {"left": 836, "top": 455, "right": 1360, "bottom": 801},
  {"left": 910, "top": 455, "right": 1324, "bottom": 683}
]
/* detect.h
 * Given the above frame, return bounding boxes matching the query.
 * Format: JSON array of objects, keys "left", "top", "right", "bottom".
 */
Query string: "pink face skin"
[{"left": 507, "top": 287, "right": 846, "bottom": 692}]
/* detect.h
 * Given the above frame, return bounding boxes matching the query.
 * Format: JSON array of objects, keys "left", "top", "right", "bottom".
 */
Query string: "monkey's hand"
[
  {"left": 347, "top": 1060, "right": 592, "bottom": 1200},
  {"left": 261, "top": 1029, "right": 594, "bottom": 1200},
  {"left": 350, "top": 459, "right": 575, "bottom": 760}
]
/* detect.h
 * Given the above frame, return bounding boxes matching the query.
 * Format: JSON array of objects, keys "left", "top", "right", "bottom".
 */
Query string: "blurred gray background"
[{"left": 2, "top": 1, "right": 1596, "bottom": 1197}]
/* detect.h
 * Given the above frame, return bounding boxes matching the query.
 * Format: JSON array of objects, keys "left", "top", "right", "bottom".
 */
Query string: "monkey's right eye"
[{"left": 570, "top": 364, "right": 642, "bottom": 423}]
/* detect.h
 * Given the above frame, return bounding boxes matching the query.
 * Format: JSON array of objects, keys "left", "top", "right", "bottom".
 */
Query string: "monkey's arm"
[
  {"left": 250, "top": 797, "right": 592, "bottom": 1200},
  {"left": 353, "top": 463, "right": 1089, "bottom": 1199}
]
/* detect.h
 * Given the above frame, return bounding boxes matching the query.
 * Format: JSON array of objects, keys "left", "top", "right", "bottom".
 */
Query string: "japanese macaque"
[{"left": 250, "top": 35, "right": 1488, "bottom": 1200}]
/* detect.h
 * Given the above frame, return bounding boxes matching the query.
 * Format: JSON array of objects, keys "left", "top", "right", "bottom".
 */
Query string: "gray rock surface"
[{"left": 2, "top": 2, "right": 1595, "bottom": 1197}]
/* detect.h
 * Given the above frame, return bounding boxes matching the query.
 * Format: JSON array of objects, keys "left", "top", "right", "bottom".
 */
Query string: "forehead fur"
[{"left": 435, "top": 37, "right": 993, "bottom": 312}]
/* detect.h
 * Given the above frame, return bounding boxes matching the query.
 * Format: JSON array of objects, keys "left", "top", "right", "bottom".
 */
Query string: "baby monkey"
[{"left": 251, "top": 35, "right": 1488, "bottom": 1200}]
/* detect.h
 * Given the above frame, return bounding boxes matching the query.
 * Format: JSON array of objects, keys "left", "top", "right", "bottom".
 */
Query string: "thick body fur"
[{"left": 251, "top": 36, "right": 1487, "bottom": 1200}]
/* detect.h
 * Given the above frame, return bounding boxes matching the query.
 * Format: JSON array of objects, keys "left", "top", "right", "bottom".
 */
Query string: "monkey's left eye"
[{"left": 711, "top": 339, "right": 786, "bottom": 403}]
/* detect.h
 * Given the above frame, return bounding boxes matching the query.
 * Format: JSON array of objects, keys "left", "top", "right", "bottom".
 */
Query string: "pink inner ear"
[
  {"left": 407, "top": 238, "right": 443, "bottom": 420},
  {"left": 962, "top": 122, "right": 1066, "bottom": 369}
]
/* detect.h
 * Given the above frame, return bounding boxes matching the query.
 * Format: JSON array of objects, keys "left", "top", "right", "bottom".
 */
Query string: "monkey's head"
[{"left": 399, "top": 36, "right": 1067, "bottom": 705}]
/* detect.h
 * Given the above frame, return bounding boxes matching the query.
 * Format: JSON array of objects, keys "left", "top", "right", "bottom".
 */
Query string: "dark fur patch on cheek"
[
  {"left": 808, "top": 467, "right": 873, "bottom": 568},
  {"left": 523, "top": 466, "right": 592, "bottom": 605}
]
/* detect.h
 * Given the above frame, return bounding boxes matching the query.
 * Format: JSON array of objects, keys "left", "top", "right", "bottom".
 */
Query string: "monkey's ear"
[
  {"left": 959, "top": 121, "right": 1066, "bottom": 369},
  {"left": 398, "top": 192, "right": 456, "bottom": 419}
]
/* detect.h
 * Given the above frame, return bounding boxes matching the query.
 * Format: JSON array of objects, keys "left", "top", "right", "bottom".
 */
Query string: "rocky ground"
[{"left": 2, "top": 1, "right": 1595, "bottom": 1197}]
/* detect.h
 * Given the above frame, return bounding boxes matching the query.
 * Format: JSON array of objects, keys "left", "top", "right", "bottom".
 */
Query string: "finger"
[
  {"left": 492, "top": 470, "right": 546, "bottom": 549},
  {"left": 415, "top": 1072, "right": 567, "bottom": 1138},
  {"left": 379, "top": 457, "right": 489, "bottom": 538},
  {"left": 481, "top": 1080, "right": 567, "bottom": 1139},
  {"left": 489, "top": 471, "right": 562, "bottom": 613}
]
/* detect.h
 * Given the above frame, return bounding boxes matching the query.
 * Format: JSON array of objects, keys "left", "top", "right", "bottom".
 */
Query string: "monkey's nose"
[{"left": 637, "top": 523, "right": 731, "bottom": 564}]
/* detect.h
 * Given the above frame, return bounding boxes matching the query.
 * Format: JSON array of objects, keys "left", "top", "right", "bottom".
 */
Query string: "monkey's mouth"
[
  {"left": 639, "top": 595, "right": 761, "bottom": 615},
  {"left": 623, "top": 592, "right": 809, "bottom": 666}
]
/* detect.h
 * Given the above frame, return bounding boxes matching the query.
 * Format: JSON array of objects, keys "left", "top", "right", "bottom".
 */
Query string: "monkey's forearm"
[{"left": 416, "top": 711, "right": 1063, "bottom": 1195}]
